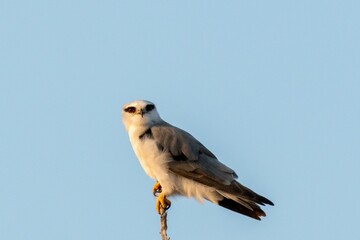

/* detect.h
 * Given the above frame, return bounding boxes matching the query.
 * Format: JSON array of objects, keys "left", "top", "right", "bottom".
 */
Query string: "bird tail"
[
  {"left": 218, "top": 197, "right": 266, "bottom": 220},
  {"left": 216, "top": 182, "right": 274, "bottom": 220}
]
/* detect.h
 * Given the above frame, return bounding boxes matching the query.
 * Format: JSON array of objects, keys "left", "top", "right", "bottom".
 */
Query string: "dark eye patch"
[
  {"left": 124, "top": 106, "right": 136, "bottom": 113},
  {"left": 145, "top": 104, "right": 155, "bottom": 112}
]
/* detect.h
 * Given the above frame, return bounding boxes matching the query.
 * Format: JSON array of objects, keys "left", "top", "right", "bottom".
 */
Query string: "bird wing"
[
  {"left": 151, "top": 122, "right": 238, "bottom": 186},
  {"left": 151, "top": 122, "right": 274, "bottom": 208}
]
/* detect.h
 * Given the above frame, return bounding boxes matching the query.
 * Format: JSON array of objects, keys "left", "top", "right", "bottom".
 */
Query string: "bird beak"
[{"left": 140, "top": 109, "right": 145, "bottom": 118}]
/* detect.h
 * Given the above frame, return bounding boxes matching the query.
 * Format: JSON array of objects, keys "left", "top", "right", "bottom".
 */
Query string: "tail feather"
[
  {"left": 218, "top": 197, "right": 266, "bottom": 220},
  {"left": 256, "top": 194, "right": 274, "bottom": 206},
  {"left": 216, "top": 182, "right": 274, "bottom": 220},
  {"left": 232, "top": 181, "right": 274, "bottom": 206}
]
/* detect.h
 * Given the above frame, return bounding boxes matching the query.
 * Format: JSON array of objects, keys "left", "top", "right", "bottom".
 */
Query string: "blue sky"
[{"left": 1, "top": 0, "right": 359, "bottom": 239}]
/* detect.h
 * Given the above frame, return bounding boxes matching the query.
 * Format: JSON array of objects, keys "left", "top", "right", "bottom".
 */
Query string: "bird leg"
[
  {"left": 156, "top": 192, "right": 171, "bottom": 214},
  {"left": 152, "top": 181, "right": 162, "bottom": 196}
]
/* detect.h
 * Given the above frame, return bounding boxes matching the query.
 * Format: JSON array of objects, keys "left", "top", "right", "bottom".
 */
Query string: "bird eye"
[
  {"left": 124, "top": 106, "right": 136, "bottom": 113},
  {"left": 145, "top": 104, "right": 155, "bottom": 112}
]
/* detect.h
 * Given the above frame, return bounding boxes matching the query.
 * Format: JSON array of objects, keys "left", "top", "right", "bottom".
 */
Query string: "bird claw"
[
  {"left": 164, "top": 202, "right": 171, "bottom": 210},
  {"left": 155, "top": 192, "right": 171, "bottom": 214},
  {"left": 152, "top": 181, "right": 162, "bottom": 197}
]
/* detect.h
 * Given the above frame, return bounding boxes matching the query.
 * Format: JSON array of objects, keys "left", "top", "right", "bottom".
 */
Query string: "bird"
[{"left": 121, "top": 100, "right": 273, "bottom": 220}]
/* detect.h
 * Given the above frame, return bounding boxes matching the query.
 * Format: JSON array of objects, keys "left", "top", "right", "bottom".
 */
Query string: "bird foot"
[
  {"left": 152, "top": 181, "right": 162, "bottom": 196},
  {"left": 155, "top": 192, "right": 171, "bottom": 214}
]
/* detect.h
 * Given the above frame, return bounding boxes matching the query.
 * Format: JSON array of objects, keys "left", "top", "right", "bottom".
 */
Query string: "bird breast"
[{"left": 129, "top": 128, "right": 170, "bottom": 181}]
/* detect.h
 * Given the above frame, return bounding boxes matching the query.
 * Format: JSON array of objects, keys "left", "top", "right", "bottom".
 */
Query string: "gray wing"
[
  {"left": 151, "top": 121, "right": 237, "bottom": 185},
  {"left": 151, "top": 121, "right": 274, "bottom": 211}
]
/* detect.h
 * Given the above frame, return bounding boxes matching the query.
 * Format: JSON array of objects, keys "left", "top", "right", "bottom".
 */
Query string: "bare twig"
[{"left": 159, "top": 207, "right": 170, "bottom": 240}]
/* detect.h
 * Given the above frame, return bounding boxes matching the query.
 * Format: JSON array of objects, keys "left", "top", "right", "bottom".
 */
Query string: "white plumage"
[{"left": 122, "top": 100, "right": 273, "bottom": 220}]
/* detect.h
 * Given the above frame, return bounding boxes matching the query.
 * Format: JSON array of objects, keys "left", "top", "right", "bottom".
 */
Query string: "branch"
[{"left": 159, "top": 207, "right": 170, "bottom": 240}]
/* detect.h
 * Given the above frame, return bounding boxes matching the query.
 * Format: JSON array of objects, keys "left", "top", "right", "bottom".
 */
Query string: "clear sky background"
[{"left": 1, "top": 1, "right": 359, "bottom": 239}]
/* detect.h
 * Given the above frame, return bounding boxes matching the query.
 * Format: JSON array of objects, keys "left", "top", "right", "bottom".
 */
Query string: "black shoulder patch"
[
  {"left": 156, "top": 143, "right": 165, "bottom": 152},
  {"left": 170, "top": 152, "right": 188, "bottom": 161},
  {"left": 139, "top": 128, "right": 153, "bottom": 140}
]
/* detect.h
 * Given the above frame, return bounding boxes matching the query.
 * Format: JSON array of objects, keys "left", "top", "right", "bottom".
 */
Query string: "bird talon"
[
  {"left": 152, "top": 181, "right": 162, "bottom": 196},
  {"left": 155, "top": 192, "right": 171, "bottom": 214},
  {"left": 164, "top": 202, "right": 171, "bottom": 210},
  {"left": 154, "top": 189, "right": 162, "bottom": 197}
]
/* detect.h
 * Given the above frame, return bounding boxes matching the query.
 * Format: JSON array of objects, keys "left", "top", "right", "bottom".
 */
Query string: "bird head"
[{"left": 122, "top": 100, "right": 162, "bottom": 132}]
